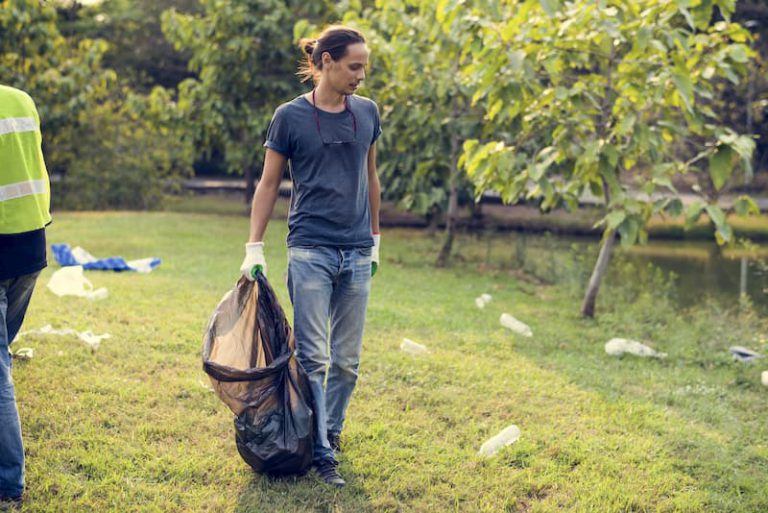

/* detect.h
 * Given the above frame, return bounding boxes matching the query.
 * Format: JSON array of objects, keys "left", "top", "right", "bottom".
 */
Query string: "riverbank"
[{"left": 165, "top": 191, "right": 768, "bottom": 242}]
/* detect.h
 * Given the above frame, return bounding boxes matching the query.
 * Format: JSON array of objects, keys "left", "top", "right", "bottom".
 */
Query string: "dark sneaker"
[
  {"left": 314, "top": 459, "right": 345, "bottom": 487},
  {"left": 327, "top": 432, "right": 341, "bottom": 453}
]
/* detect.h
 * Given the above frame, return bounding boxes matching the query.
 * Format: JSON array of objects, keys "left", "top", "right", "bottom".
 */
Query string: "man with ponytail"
[{"left": 239, "top": 25, "right": 381, "bottom": 487}]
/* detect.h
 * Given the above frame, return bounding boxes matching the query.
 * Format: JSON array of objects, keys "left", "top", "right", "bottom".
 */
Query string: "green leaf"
[
  {"left": 635, "top": 28, "right": 651, "bottom": 51},
  {"left": 708, "top": 145, "right": 734, "bottom": 191},
  {"left": 686, "top": 200, "right": 706, "bottom": 225},
  {"left": 605, "top": 210, "right": 626, "bottom": 230},
  {"left": 617, "top": 216, "right": 640, "bottom": 246},
  {"left": 678, "top": 6, "right": 695, "bottom": 29},
  {"left": 705, "top": 204, "right": 726, "bottom": 228},
  {"left": 665, "top": 198, "right": 684, "bottom": 217},
  {"left": 728, "top": 44, "right": 748, "bottom": 63},
  {"left": 715, "top": 222, "right": 733, "bottom": 245},
  {"left": 539, "top": 0, "right": 560, "bottom": 17},
  {"left": 672, "top": 67, "right": 694, "bottom": 112},
  {"left": 733, "top": 195, "right": 759, "bottom": 216},
  {"left": 487, "top": 99, "right": 503, "bottom": 121}
]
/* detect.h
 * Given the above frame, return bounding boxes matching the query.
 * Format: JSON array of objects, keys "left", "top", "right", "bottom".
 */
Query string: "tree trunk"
[
  {"left": 580, "top": 230, "right": 617, "bottom": 318},
  {"left": 426, "top": 207, "right": 440, "bottom": 236},
  {"left": 436, "top": 132, "right": 460, "bottom": 268},
  {"left": 244, "top": 163, "right": 256, "bottom": 206},
  {"left": 580, "top": 46, "right": 618, "bottom": 318}
]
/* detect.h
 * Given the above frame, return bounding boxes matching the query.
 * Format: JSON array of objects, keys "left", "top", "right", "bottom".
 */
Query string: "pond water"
[
  {"left": 621, "top": 241, "right": 768, "bottom": 312},
  {"left": 477, "top": 231, "right": 768, "bottom": 313}
]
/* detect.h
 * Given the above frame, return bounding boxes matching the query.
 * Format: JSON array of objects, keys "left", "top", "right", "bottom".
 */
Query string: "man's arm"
[
  {"left": 367, "top": 143, "right": 381, "bottom": 234},
  {"left": 249, "top": 148, "right": 287, "bottom": 242}
]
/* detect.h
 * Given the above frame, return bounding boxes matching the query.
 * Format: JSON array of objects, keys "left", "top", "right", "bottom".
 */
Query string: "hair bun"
[{"left": 302, "top": 39, "right": 317, "bottom": 56}]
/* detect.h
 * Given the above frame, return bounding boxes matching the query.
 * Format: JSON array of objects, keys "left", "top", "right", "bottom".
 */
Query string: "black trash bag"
[{"left": 202, "top": 274, "right": 314, "bottom": 475}]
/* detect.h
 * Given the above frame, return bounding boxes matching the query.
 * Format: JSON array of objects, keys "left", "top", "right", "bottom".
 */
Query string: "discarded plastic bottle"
[
  {"left": 605, "top": 338, "right": 667, "bottom": 359},
  {"left": 478, "top": 424, "right": 521, "bottom": 457},
  {"left": 400, "top": 338, "right": 430, "bottom": 356},
  {"left": 499, "top": 313, "right": 533, "bottom": 337},
  {"left": 762, "top": 371, "right": 768, "bottom": 387}
]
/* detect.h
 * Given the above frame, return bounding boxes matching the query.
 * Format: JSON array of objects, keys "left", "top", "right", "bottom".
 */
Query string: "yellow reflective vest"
[{"left": 0, "top": 85, "right": 51, "bottom": 235}]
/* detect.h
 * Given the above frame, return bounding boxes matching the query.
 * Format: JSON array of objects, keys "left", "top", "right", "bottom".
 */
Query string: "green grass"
[{"left": 11, "top": 205, "right": 768, "bottom": 512}]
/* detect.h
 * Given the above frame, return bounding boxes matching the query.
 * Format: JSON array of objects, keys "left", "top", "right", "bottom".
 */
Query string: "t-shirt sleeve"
[
  {"left": 371, "top": 102, "right": 382, "bottom": 145},
  {"left": 264, "top": 106, "right": 292, "bottom": 157}
]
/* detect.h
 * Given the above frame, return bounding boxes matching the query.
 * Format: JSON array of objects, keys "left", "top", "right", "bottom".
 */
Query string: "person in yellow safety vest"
[{"left": 0, "top": 84, "right": 52, "bottom": 509}]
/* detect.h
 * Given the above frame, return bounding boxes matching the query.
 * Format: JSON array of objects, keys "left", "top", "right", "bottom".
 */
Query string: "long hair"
[{"left": 298, "top": 25, "right": 366, "bottom": 84}]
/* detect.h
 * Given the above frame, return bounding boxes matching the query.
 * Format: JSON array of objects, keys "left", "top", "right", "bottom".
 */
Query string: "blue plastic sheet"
[{"left": 51, "top": 243, "right": 161, "bottom": 273}]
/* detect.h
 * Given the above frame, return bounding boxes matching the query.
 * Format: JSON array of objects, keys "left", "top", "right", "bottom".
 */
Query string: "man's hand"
[
  {"left": 371, "top": 233, "right": 380, "bottom": 277},
  {"left": 240, "top": 242, "right": 267, "bottom": 280}
]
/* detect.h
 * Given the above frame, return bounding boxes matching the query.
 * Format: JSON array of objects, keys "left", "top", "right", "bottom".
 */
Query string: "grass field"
[{"left": 10, "top": 206, "right": 768, "bottom": 512}]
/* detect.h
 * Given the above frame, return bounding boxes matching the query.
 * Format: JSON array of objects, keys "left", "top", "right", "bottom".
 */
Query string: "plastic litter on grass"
[
  {"left": 475, "top": 293, "right": 493, "bottom": 309},
  {"left": 605, "top": 338, "right": 667, "bottom": 359},
  {"left": 17, "top": 325, "right": 111, "bottom": 351},
  {"left": 478, "top": 424, "right": 521, "bottom": 457},
  {"left": 13, "top": 348, "right": 34, "bottom": 360},
  {"left": 729, "top": 346, "right": 764, "bottom": 363},
  {"left": 499, "top": 313, "right": 533, "bottom": 337},
  {"left": 52, "top": 243, "right": 161, "bottom": 273},
  {"left": 47, "top": 266, "right": 108, "bottom": 300},
  {"left": 400, "top": 338, "right": 430, "bottom": 356}
]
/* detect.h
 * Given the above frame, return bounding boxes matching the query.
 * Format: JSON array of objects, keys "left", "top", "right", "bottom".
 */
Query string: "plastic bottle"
[
  {"left": 499, "top": 313, "right": 533, "bottom": 337},
  {"left": 478, "top": 424, "right": 521, "bottom": 457}
]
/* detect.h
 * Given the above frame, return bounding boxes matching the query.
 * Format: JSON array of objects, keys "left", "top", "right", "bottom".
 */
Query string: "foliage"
[
  {"left": 339, "top": 1, "right": 483, "bottom": 223},
  {"left": 58, "top": 86, "right": 194, "bottom": 210},
  {"left": 57, "top": 0, "right": 200, "bottom": 92},
  {"left": 454, "top": 0, "right": 757, "bottom": 247},
  {"left": 161, "top": 0, "right": 330, "bottom": 186},
  {"left": 1, "top": 0, "right": 193, "bottom": 209}
]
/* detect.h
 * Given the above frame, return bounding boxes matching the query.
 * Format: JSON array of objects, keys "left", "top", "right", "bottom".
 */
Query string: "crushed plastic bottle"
[
  {"left": 478, "top": 424, "right": 521, "bottom": 457},
  {"left": 475, "top": 293, "right": 493, "bottom": 309},
  {"left": 499, "top": 313, "right": 533, "bottom": 337},
  {"left": 13, "top": 348, "right": 34, "bottom": 360},
  {"left": 604, "top": 338, "right": 667, "bottom": 359},
  {"left": 729, "top": 346, "right": 764, "bottom": 363},
  {"left": 400, "top": 338, "right": 430, "bottom": 356}
]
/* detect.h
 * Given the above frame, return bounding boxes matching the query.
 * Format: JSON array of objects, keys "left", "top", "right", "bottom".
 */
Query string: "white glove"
[
  {"left": 371, "top": 233, "right": 380, "bottom": 277},
  {"left": 240, "top": 242, "right": 267, "bottom": 280}
]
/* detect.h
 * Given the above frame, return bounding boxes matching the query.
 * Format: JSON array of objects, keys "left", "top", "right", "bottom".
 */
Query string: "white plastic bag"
[
  {"left": 47, "top": 266, "right": 108, "bottom": 300},
  {"left": 18, "top": 324, "right": 111, "bottom": 350}
]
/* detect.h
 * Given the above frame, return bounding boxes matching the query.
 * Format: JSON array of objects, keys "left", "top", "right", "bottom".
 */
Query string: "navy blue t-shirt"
[
  {"left": 0, "top": 228, "right": 47, "bottom": 280},
  {"left": 264, "top": 94, "right": 381, "bottom": 248}
]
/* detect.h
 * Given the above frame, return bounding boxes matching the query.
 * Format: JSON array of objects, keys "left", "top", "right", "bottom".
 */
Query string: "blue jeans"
[
  {"left": 287, "top": 246, "right": 371, "bottom": 463},
  {"left": 0, "top": 272, "right": 39, "bottom": 498}
]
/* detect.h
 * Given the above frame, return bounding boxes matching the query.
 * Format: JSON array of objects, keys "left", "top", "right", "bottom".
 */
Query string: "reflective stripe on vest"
[
  {"left": 0, "top": 179, "right": 47, "bottom": 201},
  {"left": 0, "top": 117, "right": 36, "bottom": 136}
]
